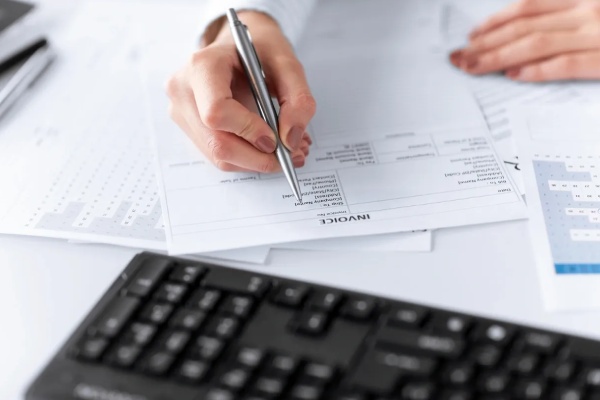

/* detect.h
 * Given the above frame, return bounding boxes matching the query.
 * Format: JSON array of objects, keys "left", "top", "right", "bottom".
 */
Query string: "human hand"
[
  {"left": 167, "top": 11, "right": 316, "bottom": 172},
  {"left": 450, "top": 0, "right": 600, "bottom": 81}
]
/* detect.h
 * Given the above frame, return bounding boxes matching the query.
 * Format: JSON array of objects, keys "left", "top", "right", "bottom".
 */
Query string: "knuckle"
[
  {"left": 509, "top": 21, "right": 526, "bottom": 37},
  {"left": 527, "top": 32, "right": 548, "bottom": 50},
  {"left": 556, "top": 55, "right": 580, "bottom": 76},
  {"left": 202, "top": 101, "right": 227, "bottom": 129},
  {"left": 258, "top": 157, "right": 278, "bottom": 174},
  {"left": 214, "top": 160, "right": 234, "bottom": 172},
  {"left": 207, "top": 136, "right": 230, "bottom": 163},
  {"left": 294, "top": 93, "right": 317, "bottom": 117},
  {"left": 165, "top": 75, "right": 180, "bottom": 99},
  {"left": 189, "top": 49, "right": 208, "bottom": 67}
]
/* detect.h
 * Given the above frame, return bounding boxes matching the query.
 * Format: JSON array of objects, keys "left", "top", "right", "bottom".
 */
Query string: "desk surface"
[
  {"left": 3, "top": 220, "right": 600, "bottom": 400},
  {"left": 3, "top": 1, "right": 597, "bottom": 399}
]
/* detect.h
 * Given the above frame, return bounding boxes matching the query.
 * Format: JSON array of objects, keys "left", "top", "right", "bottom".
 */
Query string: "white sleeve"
[{"left": 199, "top": 0, "right": 318, "bottom": 47}]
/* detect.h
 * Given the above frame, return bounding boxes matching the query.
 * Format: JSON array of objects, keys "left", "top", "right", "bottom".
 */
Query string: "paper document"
[
  {"left": 150, "top": 51, "right": 526, "bottom": 254},
  {"left": 513, "top": 105, "right": 600, "bottom": 311},
  {"left": 275, "top": 231, "right": 432, "bottom": 253},
  {"left": 442, "top": 1, "right": 600, "bottom": 193}
]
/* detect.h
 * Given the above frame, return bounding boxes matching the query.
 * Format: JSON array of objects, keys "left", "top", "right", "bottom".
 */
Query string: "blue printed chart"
[
  {"left": 533, "top": 157, "right": 600, "bottom": 274},
  {"left": 515, "top": 104, "right": 600, "bottom": 311}
]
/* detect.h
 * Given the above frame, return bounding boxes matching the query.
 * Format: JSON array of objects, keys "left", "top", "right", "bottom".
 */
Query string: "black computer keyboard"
[{"left": 26, "top": 253, "right": 600, "bottom": 400}]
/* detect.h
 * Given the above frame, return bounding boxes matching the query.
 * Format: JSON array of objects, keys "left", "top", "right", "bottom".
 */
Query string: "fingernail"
[
  {"left": 469, "top": 28, "right": 481, "bottom": 40},
  {"left": 463, "top": 56, "right": 479, "bottom": 70},
  {"left": 287, "top": 126, "right": 304, "bottom": 151},
  {"left": 506, "top": 68, "right": 521, "bottom": 79},
  {"left": 256, "top": 136, "right": 276, "bottom": 153},
  {"left": 449, "top": 49, "right": 463, "bottom": 67},
  {"left": 304, "top": 132, "right": 313, "bottom": 145}
]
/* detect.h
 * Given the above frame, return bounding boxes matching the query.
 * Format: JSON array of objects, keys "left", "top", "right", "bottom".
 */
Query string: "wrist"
[{"left": 208, "top": 11, "right": 281, "bottom": 46}]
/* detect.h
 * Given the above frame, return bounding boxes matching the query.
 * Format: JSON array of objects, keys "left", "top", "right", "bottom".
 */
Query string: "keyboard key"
[
  {"left": 193, "top": 336, "right": 224, "bottom": 361},
  {"left": 333, "top": 393, "right": 367, "bottom": 400},
  {"left": 544, "top": 360, "right": 576, "bottom": 382},
  {"left": 273, "top": 284, "right": 309, "bottom": 308},
  {"left": 206, "top": 388, "right": 235, "bottom": 400},
  {"left": 236, "top": 347, "right": 266, "bottom": 369},
  {"left": 513, "top": 378, "right": 546, "bottom": 399},
  {"left": 582, "top": 367, "right": 600, "bottom": 386},
  {"left": 123, "top": 258, "right": 170, "bottom": 297},
  {"left": 521, "top": 330, "right": 561, "bottom": 354},
  {"left": 387, "top": 305, "right": 429, "bottom": 328},
  {"left": 377, "top": 327, "right": 464, "bottom": 358},
  {"left": 107, "top": 344, "right": 141, "bottom": 368},
  {"left": 220, "top": 367, "right": 250, "bottom": 391},
  {"left": 440, "top": 390, "right": 473, "bottom": 400},
  {"left": 154, "top": 282, "right": 187, "bottom": 304},
  {"left": 203, "top": 268, "right": 271, "bottom": 297},
  {"left": 351, "top": 349, "right": 436, "bottom": 394},
  {"left": 140, "top": 302, "right": 173, "bottom": 325},
  {"left": 442, "top": 363, "right": 475, "bottom": 386},
  {"left": 471, "top": 344, "right": 502, "bottom": 368},
  {"left": 267, "top": 354, "right": 299, "bottom": 376},
  {"left": 341, "top": 297, "right": 377, "bottom": 321},
  {"left": 308, "top": 290, "right": 343, "bottom": 312},
  {"left": 474, "top": 322, "right": 516, "bottom": 346},
  {"left": 400, "top": 382, "right": 435, "bottom": 400},
  {"left": 551, "top": 387, "right": 584, "bottom": 400},
  {"left": 74, "top": 337, "right": 109, "bottom": 361},
  {"left": 89, "top": 296, "right": 140, "bottom": 337},
  {"left": 294, "top": 311, "right": 329, "bottom": 335},
  {"left": 169, "top": 264, "right": 205, "bottom": 284},
  {"left": 189, "top": 289, "right": 222, "bottom": 312},
  {"left": 254, "top": 376, "right": 286, "bottom": 396},
  {"left": 507, "top": 352, "right": 539, "bottom": 375},
  {"left": 429, "top": 314, "right": 472, "bottom": 337},
  {"left": 176, "top": 359, "right": 208, "bottom": 383},
  {"left": 141, "top": 351, "right": 175, "bottom": 375},
  {"left": 304, "top": 362, "right": 336, "bottom": 383},
  {"left": 161, "top": 331, "right": 190, "bottom": 354},
  {"left": 170, "top": 309, "right": 206, "bottom": 331},
  {"left": 566, "top": 336, "right": 600, "bottom": 363},
  {"left": 221, "top": 295, "right": 254, "bottom": 319},
  {"left": 206, "top": 316, "right": 239, "bottom": 340},
  {"left": 126, "top": 322, "right": 157, "bottom": 346},
  {"left": 290, "top": 384, "right": 323, "bottom": 400},
  {"left": 478, "top": 371, "right": 510, "bottom": 394}
]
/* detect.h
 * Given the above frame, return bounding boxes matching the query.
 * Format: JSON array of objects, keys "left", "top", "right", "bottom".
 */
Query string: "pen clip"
[{"left": 244, "top": 25, "right": 266, "bottom": 80}]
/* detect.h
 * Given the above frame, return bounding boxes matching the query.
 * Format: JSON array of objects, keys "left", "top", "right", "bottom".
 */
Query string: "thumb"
[{"left": 268, "top": 57, "right": 317, "bottom": 151}]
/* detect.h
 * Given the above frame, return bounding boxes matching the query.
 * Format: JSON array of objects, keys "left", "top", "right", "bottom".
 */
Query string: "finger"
[
  {"left": 462, "top": 29, "right": 600, "bottom": 75},
  {"left": 507, "top": 50, "right": 600, "bottom": 81},
  {"left": 167, "top": 103, "right": 255, "bottom": 173},
  {"left": 188, "top": 50, "right": 278, "bottom": 154},
  {"left": 265, "top": 56, "right": 317, "bottom": 153},
  {"left": 470, "top": 0, "right": 580, "bottom": 38},
  {"left": 303, "top": 132, "right": 313, "bottom": 146},
  {"left": 174, "top": 86, "right": 282, "bottom": 173},
  {"left": 468, "top": 7, "right": 586, "bottom": 53}
]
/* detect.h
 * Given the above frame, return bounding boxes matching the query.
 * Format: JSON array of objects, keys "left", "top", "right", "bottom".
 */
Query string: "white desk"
[
  {"left": 3, "top": 0, "right": 598, "bottom": 398},
  {"left": 2, "top": 221, "right": 600, "bottom": 400}
]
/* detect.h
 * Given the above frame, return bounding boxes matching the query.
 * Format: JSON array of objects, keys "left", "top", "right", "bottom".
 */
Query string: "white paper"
[
  {"left": 0, "top": 3, "right": 176, "bottom": 251},
  {"left": 442, "top": 1, "right": 600, "bottom": 192},
  {"left": 149, "top": 50, "right": 526, "bottom": 254},
  {"left": 276, "top": 230, "right": 432, "bottom": 252},
  {"left": 513, "top": 105, "right": 600, "bottom": 311}
]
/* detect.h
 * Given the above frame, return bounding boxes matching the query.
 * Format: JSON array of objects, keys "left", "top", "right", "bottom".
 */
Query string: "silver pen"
[{"left": 226, "top": 8, "right": 303, "bottom": 202}]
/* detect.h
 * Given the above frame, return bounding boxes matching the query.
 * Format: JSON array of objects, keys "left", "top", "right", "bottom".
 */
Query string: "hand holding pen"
[{"left": 166, "top": 10, "right": 315, "bottom": 177}]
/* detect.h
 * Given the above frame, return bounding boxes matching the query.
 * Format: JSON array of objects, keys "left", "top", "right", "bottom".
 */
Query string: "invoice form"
[{"left": 150, "top": 52, "right": 526, "bottom": 254}]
